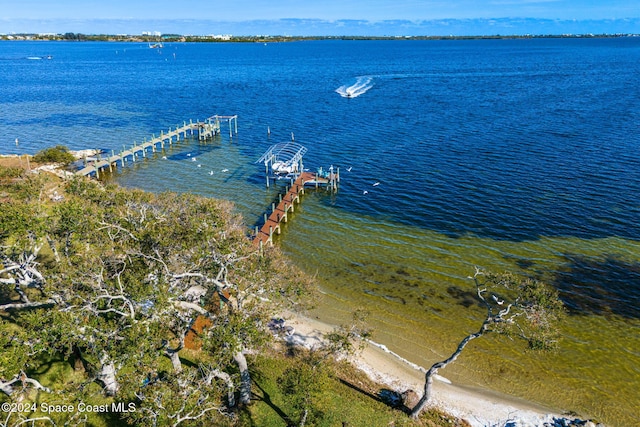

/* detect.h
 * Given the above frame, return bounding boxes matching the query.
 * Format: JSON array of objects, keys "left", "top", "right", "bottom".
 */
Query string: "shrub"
[{"left": 33, "top": 145, "right": 75, "bottom": 165}]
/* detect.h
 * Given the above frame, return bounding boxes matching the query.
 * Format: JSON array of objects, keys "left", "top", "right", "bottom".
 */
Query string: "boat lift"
[{"left": 256, "top": 142, "right": 307, "bottom": 187}]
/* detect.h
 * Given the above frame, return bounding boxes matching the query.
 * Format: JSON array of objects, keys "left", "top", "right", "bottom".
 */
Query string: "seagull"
[
  {"left": 191, "top": 157, "right": 196, "bottom": 162},
  {"left": 221, "top": 168, "right": 229, "bottom": 172},
  {"left": 187, "top": 153, "right": 191, "bottom": 157},
  {"left": 197, "top": 164, "right": 202, "bottom": 168},
  {"left": 346, "top": 166, "right": 353, "bottom": 172},
  {"left": 161, "top": 156, "right": 167, "bottom": 160},
  {"left": 372, "top": 182, "right": 380, "bottom": 187},
  {"left": 209, "top": 171, "right": 214, "bottom": 175},
  {"left": 363, "top": 190, "right": 368, "bottom": 195}
]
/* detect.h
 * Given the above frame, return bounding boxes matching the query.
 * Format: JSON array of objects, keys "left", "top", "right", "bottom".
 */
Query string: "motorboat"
[{"left": 271, "top": 161, "right": 297, "bottom": 174}]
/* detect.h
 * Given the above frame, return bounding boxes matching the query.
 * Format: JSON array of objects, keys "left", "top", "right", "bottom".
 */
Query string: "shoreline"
[
  {"left": 283, "top": 311, "right": 589, "bottom": 427},
  {"left": 0, "top": 154, "right": 602, "bottom": 426}
]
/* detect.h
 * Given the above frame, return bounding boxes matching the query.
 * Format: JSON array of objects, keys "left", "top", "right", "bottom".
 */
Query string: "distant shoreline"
[{"left": 2, "top": 32, "right": 639, "bottom": 43}]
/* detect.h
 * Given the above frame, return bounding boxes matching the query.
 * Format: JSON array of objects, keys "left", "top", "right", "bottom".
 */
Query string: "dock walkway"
[
  {"left": 253, "top": 170, "right": 338, "bottom": 248},
  {"left": 75, "top": 117, "right": 233, "bottom": 178}
]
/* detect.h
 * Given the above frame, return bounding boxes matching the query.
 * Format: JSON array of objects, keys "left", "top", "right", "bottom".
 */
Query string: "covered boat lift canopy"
[{"left": 256, "top": 142, "right": 307, "bottom": 175}]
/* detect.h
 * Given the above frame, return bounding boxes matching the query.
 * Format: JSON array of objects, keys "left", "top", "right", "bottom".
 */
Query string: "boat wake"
[{"left": 336, "top": 76, "right": 374, "bottom": 98}]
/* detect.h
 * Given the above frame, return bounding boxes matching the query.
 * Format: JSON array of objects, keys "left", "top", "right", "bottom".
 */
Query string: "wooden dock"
[
  {"left": 75, "top": 116, "right": 236, "bottom": 178},
  {"left": 253, "top": 170, "right": 338, "bottom": 248}
]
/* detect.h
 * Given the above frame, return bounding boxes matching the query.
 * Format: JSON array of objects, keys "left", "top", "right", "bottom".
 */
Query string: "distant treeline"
[{"left": 2, "top": 32, "right": 638, "bottom": 42}]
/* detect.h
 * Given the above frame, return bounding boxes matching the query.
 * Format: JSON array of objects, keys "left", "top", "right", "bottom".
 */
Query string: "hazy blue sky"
[{"left": 1, "top": 0, "right": 639, "bottom": 35}]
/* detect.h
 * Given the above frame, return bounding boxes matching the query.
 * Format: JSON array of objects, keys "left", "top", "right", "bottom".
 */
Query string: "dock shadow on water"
[{"left": 552, "top": 253, "right": 640, "bottom": 319}]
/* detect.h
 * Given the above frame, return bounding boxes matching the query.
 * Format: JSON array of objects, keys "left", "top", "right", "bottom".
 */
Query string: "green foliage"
[
  {"left": 0, "top": 171, "right": 314, "bottom": 426},
  {"left": 33, "top": 145, "right": 75, "bottom": 165},
  {"left": 0, "top": 201, "right": 43, "bottom": 241},
  {"left": 2, "top": 171, "right": 48, "bottom": 203},
  {"left": 478, "top": 271, "right": 565, "bottom": 351},
  {"left": 249, "top": 353, "right": 448, "bottom": 427},
  {"left": 324, "top": 309, "right": 373, "bottom": 357},
  {"left": 278, "top": 350, "right": 331, "bottom": 426},
  {"left": 0, "top": 166, "right": 24, "bottom": 179},
  {"left": 518, "top": 278, "right": 565, "bottom": 350},
  {"left": 64, "top": 175, "right": 106, "bottom": 201}
]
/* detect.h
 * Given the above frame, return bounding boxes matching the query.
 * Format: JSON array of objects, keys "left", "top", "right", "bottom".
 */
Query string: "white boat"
[{"left": 271, "top": 161, "right": 297, "bottom": 174}]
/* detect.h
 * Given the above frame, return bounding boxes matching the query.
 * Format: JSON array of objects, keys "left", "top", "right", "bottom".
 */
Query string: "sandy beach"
[{"left": 283, "top": 312, "right": 573, "bottom": 427}]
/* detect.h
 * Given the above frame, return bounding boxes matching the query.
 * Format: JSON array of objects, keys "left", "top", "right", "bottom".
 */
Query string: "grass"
[
  {"left": 242, "top": 349, "right": 470, "bottom": 427},
  {"left": 0, "top": 344, "right": 470, "bottom": 427}
]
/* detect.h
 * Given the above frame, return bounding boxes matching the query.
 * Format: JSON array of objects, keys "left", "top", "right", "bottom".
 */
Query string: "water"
[{"left": 2, "top": 38, "right": 640, "bottom": 426}]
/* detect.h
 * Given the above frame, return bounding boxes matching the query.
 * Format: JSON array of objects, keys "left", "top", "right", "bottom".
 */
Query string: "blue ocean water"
[
  {"left": 4, "top": 39, "right": 640, "bottom": 241},
  {"left": 2, "top": 38, "right": 640, "bottom": 425}
]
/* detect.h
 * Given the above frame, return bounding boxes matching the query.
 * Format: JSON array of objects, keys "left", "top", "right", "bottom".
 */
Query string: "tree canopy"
[{"left": 0, "top": 168, "right": 311, "bottom": 426}]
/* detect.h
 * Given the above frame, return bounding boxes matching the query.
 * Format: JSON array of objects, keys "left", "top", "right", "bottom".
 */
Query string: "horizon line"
[{"left": 2, "top": 17, "right": 639, "bottom": 38}]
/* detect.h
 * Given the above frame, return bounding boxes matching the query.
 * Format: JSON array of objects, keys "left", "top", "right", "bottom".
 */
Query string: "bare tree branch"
[
  {"left": 0, "top": 371, "right": 52, "bottom": 396},
  {"left": 409, "top": 267, "right": 562, "bottom": 419}
]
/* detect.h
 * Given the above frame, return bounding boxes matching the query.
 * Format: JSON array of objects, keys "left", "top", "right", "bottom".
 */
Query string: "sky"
[{"left": 1, "top": 0, "right": 639, "bottom": 36}]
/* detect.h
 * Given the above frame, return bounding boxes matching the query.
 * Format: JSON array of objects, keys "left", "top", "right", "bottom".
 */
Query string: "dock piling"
[
  {"left": 253, "top": 171, "right": 331, "bottom": 248},
  {"left": 75, "top": 116, "right": 234, "bottom": 178}
]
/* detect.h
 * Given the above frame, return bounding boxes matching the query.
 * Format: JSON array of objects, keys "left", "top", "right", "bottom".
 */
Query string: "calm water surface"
[{"left": 1, "top": 39, "right": 639, "bottom": 426}]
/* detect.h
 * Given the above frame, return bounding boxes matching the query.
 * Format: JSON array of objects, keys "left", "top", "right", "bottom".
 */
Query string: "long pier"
[
  {"left": 76, "top": 116, "right": 237, "bottom": 178},
  {"left": 253, "top": 170, "right": 338, "bottom": 249}
]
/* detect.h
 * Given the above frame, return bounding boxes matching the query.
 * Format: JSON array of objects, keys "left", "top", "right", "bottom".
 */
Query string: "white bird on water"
[
  {"left": 362, "top": 190, "right": 368, "bottom": 195},
  {"left": 161, "top": 156, "right": 167, "bottom": 160},
  {"left": 372, "top": 182, "right": 380, "bottom": 187},
  {"left": 209, "top": 171, "right": 214, "bottom": 175},
  {"left": 197, "top": 164, "right": 202, "bottom": 168},
  {"left": 346, "top": 166, "right": 353, "bottom": 172},
  {"left": 191, "top": 157, "right": 196, "bottom": 162},
  {"left": 221, "top": 168, "right": 229, "bottom": 172}
]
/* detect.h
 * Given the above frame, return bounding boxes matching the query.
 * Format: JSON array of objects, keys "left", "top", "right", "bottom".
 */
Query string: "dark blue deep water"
[
  {"left": 3, "top": 39, "right": 640, "bottom": 242},
  {"left": 2, "top": 38, "right": 640, "bottom": 425}
]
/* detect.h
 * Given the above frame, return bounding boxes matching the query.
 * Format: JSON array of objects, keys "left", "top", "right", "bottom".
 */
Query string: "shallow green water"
[{"left": 278, "top": 194, "right": 640, "bottom": 426}]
